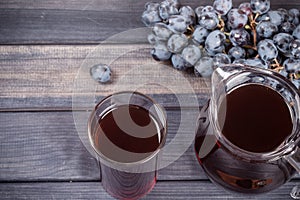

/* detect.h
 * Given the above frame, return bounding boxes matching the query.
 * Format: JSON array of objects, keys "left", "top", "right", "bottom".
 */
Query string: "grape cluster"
[{"left": 141, "top": 0, "right": 300, "bottom": 89}]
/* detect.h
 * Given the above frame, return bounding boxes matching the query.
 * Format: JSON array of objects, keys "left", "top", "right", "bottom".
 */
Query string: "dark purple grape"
[
  {"left": 267, "top": 11, "right": 284, "bottom": 26},
  {"left": 159, "top": 3, "right": 179, "bottom": 20},
  {"left": 181, "top": 45, "right": 202, "bottom": 66},
  {"left": 273, "top": 33, "right": 294, "bottom": 54},
  {"left": 194, "top": 57, "right": 214, "bottom": 77},
  {"left": 227, "top": 9, "right": 248, "bottom": 29},
  {"left": 256, "top": 21, "right": 278, "bottom": 38},
  {"left": 250, "top": 0, "right": 270, "bottom": 15},
  {"left": 199, "top": 11, "right": 220, "bottom": 30},
  {"left": 168, "top": 15, "right": 189, "bottom": 33},
  {"left": 290, "top": 39, "right": 300, "bottom": 59},
  {"left": 142, "top": 10, "right": 162, "bottom": 27},
  {"left": 194, "top": 6, "right": 204, "bottom": 20},
  {"left": 277, "top": 8, "right": 290, "bottom": 22},
  {"left": 239, "top": 2, "right": 252, "bottom": 16},
  {"left": 289, "top": 8, "right": 300, "bottom": 26},
  {"left": 228, "top": 46, "right": 246, "bottom": 61},
  {"left": 293, "top": 25, "right": 300, "bottom": 40},
  {"left": 180, "top": 6, "right": 196, "bottom": 24},
  {"left": 145, "top": 2, "right": 160, "bottom": 12},
  {"left": 151, "top": 43, "right": 172, "bottom": 61},
  {"left": 167, "top": 33, "right": 188, "bottom": 53},
  {"left": 283, "top": 58, "right": 300, "bottom": 74},
  {"left": 205, "top": 30, "right": 226, "bottom": 55},
  {"left": 213, "top": 53, "right": 231, "bottom": 67},
  {"left": 229, "top": 29, "right": 250, "bottom": 46},
  {"left": 280, "top": 22, "right": 296, "bottom": 34},
  {"left": 171, "top": 54, "right": 192, "bottom": 70},
  {"left": 162, "top": 0, "right": 180, "bottom": 8},
  {"left": 192, "top": 26, "right": 210, "bottom": 45},
  {"left": 257, "top": 39, "right": 278, "bottom": 61},
  {"left": 90, "top": 64, "right": 112, "bottom": 83},
  {"left": 153, "top": 23, "right": 173, "bottom": 41},
  {"left": 213, "top": 0, "right": 232, "bottom": 16}
]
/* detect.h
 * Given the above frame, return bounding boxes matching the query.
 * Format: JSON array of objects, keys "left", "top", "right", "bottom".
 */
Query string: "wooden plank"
[
  {"left": 0, "top": 111, "right": 100, "bottom": 181},
  {"left": 0, "top": 9, "right": 144, "bottom": 44},
  {"left": 0, "top": 181, "right": 296, "bottom": 199},
  {"left": 0, "top": 1, "right": 298, "bottom": 44},
  {"left": 0, "top": 45, "right": 210, "bottom": 110},
  {"left": 0, "top": 110, "right": 207, "bottom": 181},
  {"left": 0, "top": 0, "right": 299, "bottom": 11}
]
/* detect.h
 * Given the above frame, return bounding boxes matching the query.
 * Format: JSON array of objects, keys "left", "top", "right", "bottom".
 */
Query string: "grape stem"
[
  {"left": 249, "top": 13, "right": 259, "bottom": 50},
  {"left": 218, "top": 15, "right": 225, "bottom": 32}
]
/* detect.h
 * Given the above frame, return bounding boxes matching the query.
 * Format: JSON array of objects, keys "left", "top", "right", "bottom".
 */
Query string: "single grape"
[
  {"left": 257, "top": 39, "right": 278, "bottom": 61},
  {"left": 280, "top": 22, "right": 296, "bottom": 34},
  {"left": 90, "top": 64, "right": 112, "bottom": 83},
  {"left": 228, "top": 46, "right": 246, "bottom": 61},
  {"left": 227, "top": 9, "right": 248, "bottom": 29},
  {"left": 194, "top": 57, "right": 214, "bottom": 77},
  {"left": 283, "top": 58, "right": 300, "bottom": 74},
  {"left": 192, "top": 26, "right": 210, "bottom": 45},
  {"left": 167, "top": 33, "right": 188, "bottom": 53},
  {"left": 151, "top": 43, "right": 172, "bottom": 61},
  {"left": 267, "top": 11, "right": 284, "bottom": 26},
  {"left": 145, "top": 2, "right": 160, "bottom": 12},
  {"left": 159, "top": 3, "right": 179, "bottom": 20},
  {"left": 256, "top": 21, "right": 278, "bottom": 38},
  {"left": 290, "top": 39, "right": 300, "bottom": 59},
  {"left": 142, "top": 10, "right": 162, "bottom": 27},
  {"left": 171, "top": 54, "right": 192, "bottom": 70},
  {"left": 273, "top": 33, "right": 294, "bottom": 54},
  {"left": 180, "top": 6, "right": 196, "bottom": 25},
  {"left": 250, "top": 0, "right": 270, "bottom": 15},
  {"left": 213, "top": 53, "right": 231, "bottom": 67},
  {"left": 199, "top": 11, "right": 220, "bottom": 30},
  {"left": 168, "top": 15, "right": 189, "bottom": 33},
  {"left": 213, "top": 0, "right": 232, "bottom": 16},
  {"left": 195, "top": 6, "right": 204, "bottom": 21},
  {"left": 239, "top": 2, "right": 252, "bottom": 16},
  {"left": 277, "top": 8, "right": 289, "bottom": 22},
  {"left": 229, "top": 29, "right": 250, "bottom": 46},
  {"left": 152, "top": 23, "right": 173, "bottom": 41},
  {"left": 181, "top": 45, "right": 202, "bottom": 66},
  {"left": 293, "top": 25, "right": 300, "bottom": 40},
  {"left": 289, "top": 8, "right": 300, "bottom": 26},
  {"left": 205, "top": 30, "right": 226, "bottom": 56},
  {"left": 162, "top": 0, "right": 180, "bottom": 8}
]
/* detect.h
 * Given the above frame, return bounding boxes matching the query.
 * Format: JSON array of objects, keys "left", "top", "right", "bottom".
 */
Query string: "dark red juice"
[{"left": 92, "top": 104, "right": 164, "bottom": 199}]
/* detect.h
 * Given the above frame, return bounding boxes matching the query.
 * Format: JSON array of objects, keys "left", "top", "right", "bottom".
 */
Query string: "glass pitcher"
[{"left": 194, "top": 65, "right": 300, "bottom": 195}]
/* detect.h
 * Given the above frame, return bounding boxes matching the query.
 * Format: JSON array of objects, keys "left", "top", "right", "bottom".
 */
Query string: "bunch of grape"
[{"left": 141, "top": 0, "right": 300, "bottom": 88}]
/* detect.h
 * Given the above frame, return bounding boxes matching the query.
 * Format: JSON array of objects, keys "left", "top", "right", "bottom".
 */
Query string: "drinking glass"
[{"left": 88, "top": 91, "right": 167, "bottom": 200}]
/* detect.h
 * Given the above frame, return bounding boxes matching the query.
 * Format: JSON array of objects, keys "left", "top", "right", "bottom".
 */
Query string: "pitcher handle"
[{"left": 284, "top": 147, "right": 300, "bottom": 199}]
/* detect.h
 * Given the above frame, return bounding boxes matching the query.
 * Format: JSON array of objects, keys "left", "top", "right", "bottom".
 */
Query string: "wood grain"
[
  {"left": 0, "top": 0, "right": 299, "bottom": 44},
  {"left": 1, "top": 0, "right": 299, "bottom": 11},
  {"left": 0, "top": 110, "right": 208, "bottom": 181},
  {"left": 0, "top": 181, "right": 296, "bottom": 199},
  {"left": 0, "top": 45, "right": 210, "bottom": 111}
]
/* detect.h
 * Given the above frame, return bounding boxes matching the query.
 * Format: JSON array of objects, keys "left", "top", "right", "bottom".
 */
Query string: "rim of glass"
[
  {"left": 211, "top": 65, "right": 300, "bottom": 162},
  {"left": 87, "top": 91, "right": 167, "bottom": 166}
]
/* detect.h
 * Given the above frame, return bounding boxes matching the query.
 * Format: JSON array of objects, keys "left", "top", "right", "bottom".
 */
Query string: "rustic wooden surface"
[{"left": 1, "top": 0, "right": 300, "bottom": 199}]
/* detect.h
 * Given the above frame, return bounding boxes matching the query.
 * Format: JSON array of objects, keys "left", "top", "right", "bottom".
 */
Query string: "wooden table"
[{"left": 0, "top": 0, "right": 299, "bottom": 199}]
